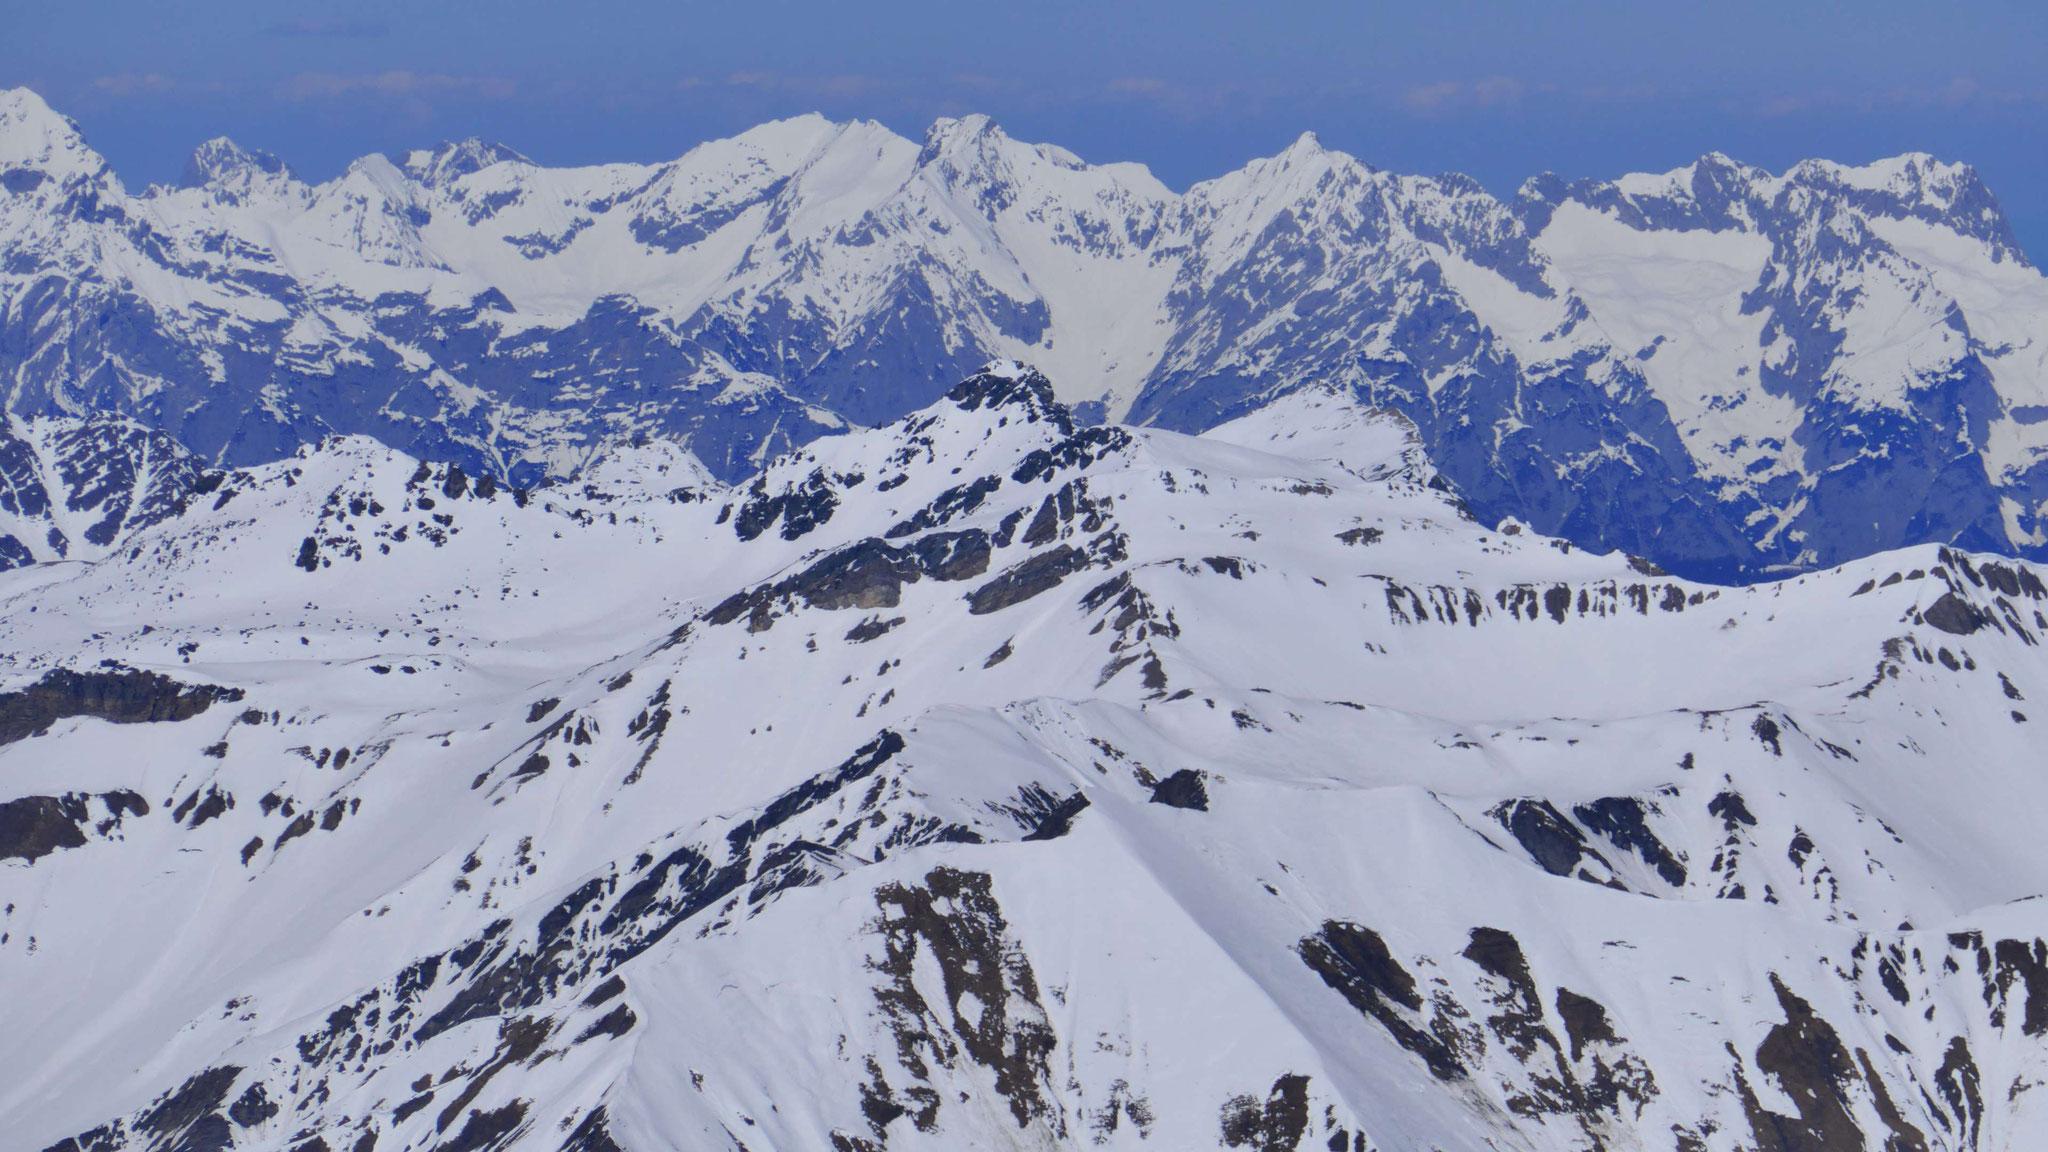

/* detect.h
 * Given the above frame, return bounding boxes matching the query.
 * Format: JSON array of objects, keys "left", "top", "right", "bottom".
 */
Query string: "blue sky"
[{"left": 9, "top": 1, "right": 2047, "bottom": 256}]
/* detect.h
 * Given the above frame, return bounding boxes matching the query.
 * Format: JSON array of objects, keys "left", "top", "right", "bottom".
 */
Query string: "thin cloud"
[
  {"left": 91, "top": 73, "right": 233, "bottom": 98},
  {"left": 808, "top": 75, "right": 883, "bottom": 100},
  {"left": 263, "top": 19, "right": 390, "bottom": 39},
  {"left": 93, "top": 73, "right": 180, "bottom": 97},
  {"left": 1470, "top": 76, "right": 1528, "bottom": 106},
  {"left": 948, "top": 73, "right": 1012, "bottom": 95},
  {"left": 1402, "top": 81, "right": 1462, "bottom": 112},
  {"left": 1089, "top": 76, "right": 1268, "bottom": 122},
  {"left": 719, "top": 72, "right": 885, "bottom": 99},
  {"left": 1573, "top": 83, "right": 1659, "bottom": 104},
  {"left": 1402, "top": 76, "right": 1529, "bottom": 113},
  {"left": 1744, "top": 77, "right": 2046, "bottom": 118},
  {"left": 279, "top": 72, "right": 516, "bottom": 102}
]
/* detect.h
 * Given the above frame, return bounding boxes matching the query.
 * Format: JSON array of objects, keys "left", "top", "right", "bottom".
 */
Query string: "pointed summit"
[
  {"left": 1193, "top": 127, "right": 1356, "bottom": 213},
  {"left": 0, "top": 87, "right": 108, "bottom": 183},
  {"left": 1269, "top": 131, "right": 1353, "bottom": 175},
  {"left": 915, "top": 113, "right": 1003, "bottom": 168}
]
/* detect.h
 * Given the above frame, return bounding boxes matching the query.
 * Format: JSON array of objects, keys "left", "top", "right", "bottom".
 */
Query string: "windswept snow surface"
[
  {"left": 8, "top": 364, "right": 2048, "bottom": 1151},
  {"left": 4, "top": 87, "right": 2048, "bottom": 578}
]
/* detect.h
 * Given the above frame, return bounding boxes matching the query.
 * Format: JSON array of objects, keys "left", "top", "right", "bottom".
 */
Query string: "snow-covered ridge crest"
[
  {"left": 181, "top": 137, "right": 293, "bottom": 187},
  {"left": 404, "top": 137, "right": 532, "bottom": 188},
  {"left": 2, "top": 85, "right": 2047, "bottom": 582},
  {"left": 1201, "top": 383, "right": 1438, "bottom": 483}
]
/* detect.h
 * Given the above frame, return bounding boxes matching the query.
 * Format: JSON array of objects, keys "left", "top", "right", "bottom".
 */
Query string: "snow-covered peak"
[
  {"left": 331, "top": 152, "right": 420, "bottom": 202},
  {"left": 1280, "top": 129, "right": 1328, "bottom": 161},
  {"left": 179, "top": 137, "right": 293, "bottom": 189},
  {"left": 1526, "top": 149, "right": 2024, "bottom": 263},
  {"left": 909, "top": 114, "right": 1173, "bottom": 219},
  {"left": 718, "top": 360, "right": 1131, "bottom": 557},
  {"left": 754, "top": 117, "right": 917, "bottom": 239},
  {"left": 916, "top": 113, "right": 1004, "bottom": 166},
  {"left": 718, "top": 112, "right": 842, "bottom": 168},
  {"left": 402, "top": 137, "right": 531, "bottom": 188},
  {"left": 975, "top": 357, "right": 1034, "bottom": 381},
  {"left": 946, "top": 360, "right": 1066, "bottom": 422},
  {"left": 1180, "top": 131, "right": 1361, "bottom": 246},
  {"left": 170, "top": 137, "right": 304, "bottom": 210},
  {"left": 1607, "top": 151, "right": 1767, "bottom": 197},
  {"left": 1785, "top": 152, "right": 2024, "bottom": 263},
  {"left": 1793, "top": 151, "right": 1964, "bottom": 196},
  {"left": 830, "top": 360, "right": 1094, "bottom": 466},
  {"left": 1200, "top": 385, "right": 1434, "bottom": 483},
  {"left": 607, "top": 115, "right": 850, "bottom": 258},
  {"left": 0, "top": 87, "right": 110, "bottom": 186},
  {"left": 1530, "top": 151, "right": 1775, "bottom": 235},
  {"left": 1221, "top": 129, "right": 1349, "bottom": 191},
  {"left": 911, "top": 114, "right": 1041, "bottom": 207},
  {"left": 1180, "top": 131, "right": 1411, "bottom": 252},
  {"left": 297, "top": 153, "right": 443, "bottom": 267}
]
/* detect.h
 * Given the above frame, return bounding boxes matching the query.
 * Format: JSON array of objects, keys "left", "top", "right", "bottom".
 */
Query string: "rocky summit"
[
  {"left": 4, "top": 88, "right": 2048, "bottom": 580},
  {"left": 6, "top": 362, "right": 2048, "bottom": 1151}
]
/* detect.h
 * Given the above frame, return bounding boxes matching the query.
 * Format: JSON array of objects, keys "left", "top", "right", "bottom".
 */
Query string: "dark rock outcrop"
[
  {"left": 1149, "top": 769, "right": 1209, "bottom": 811},
  {"left": 0, "top": 667, "right": 244, "bottom": 746}
]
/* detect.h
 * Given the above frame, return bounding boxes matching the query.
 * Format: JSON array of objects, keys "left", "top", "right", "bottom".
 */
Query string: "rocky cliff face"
[
  {"left": 7, "top": 364, "right": 2048, "bottom": 1150},
  {"left": 4, "top": 88, "right": 2046, "bottom": 579},
  {"left": 0, "top": 413, "right": 223, "bottom": 570}
]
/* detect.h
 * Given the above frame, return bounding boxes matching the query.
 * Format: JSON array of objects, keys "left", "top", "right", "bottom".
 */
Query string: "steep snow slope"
[
  {"left": 4, "top": 88, "right": 2046, "bottom": 578},
  {"left": 8, "top": 364, "right": 2048, "bottom": 1151}
]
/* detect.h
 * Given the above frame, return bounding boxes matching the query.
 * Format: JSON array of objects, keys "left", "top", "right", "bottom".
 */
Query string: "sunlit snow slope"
[{"left": 9, "top": 364, "right": 2048, "bottom": 1151}]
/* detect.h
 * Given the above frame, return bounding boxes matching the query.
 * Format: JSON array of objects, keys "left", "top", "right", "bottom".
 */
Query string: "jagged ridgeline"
[
  {"left": 4, "top": 87, "right": 2048, "bottom": 579},
  {"left": 6, "top": 363, "right": 2048, "bottom": 1150}
]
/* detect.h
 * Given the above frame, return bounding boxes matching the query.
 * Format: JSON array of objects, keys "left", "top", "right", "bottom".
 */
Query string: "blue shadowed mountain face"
[{"left": 3, "top": 86, "right": 2045, "bottom": 581}]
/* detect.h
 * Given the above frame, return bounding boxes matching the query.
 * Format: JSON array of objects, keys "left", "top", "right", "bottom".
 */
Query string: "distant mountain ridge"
[{"left": 3, "top": 86, "right": 2046, "bottom": 580}]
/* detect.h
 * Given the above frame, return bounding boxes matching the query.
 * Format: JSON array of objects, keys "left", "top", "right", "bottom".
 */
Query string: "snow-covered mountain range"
[
  {"left": 11, "top": 362, "right": 2048, "bottom": 1151},
  {"left": 4, "top": 87, "right": 2046, "bottom": 580}
]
